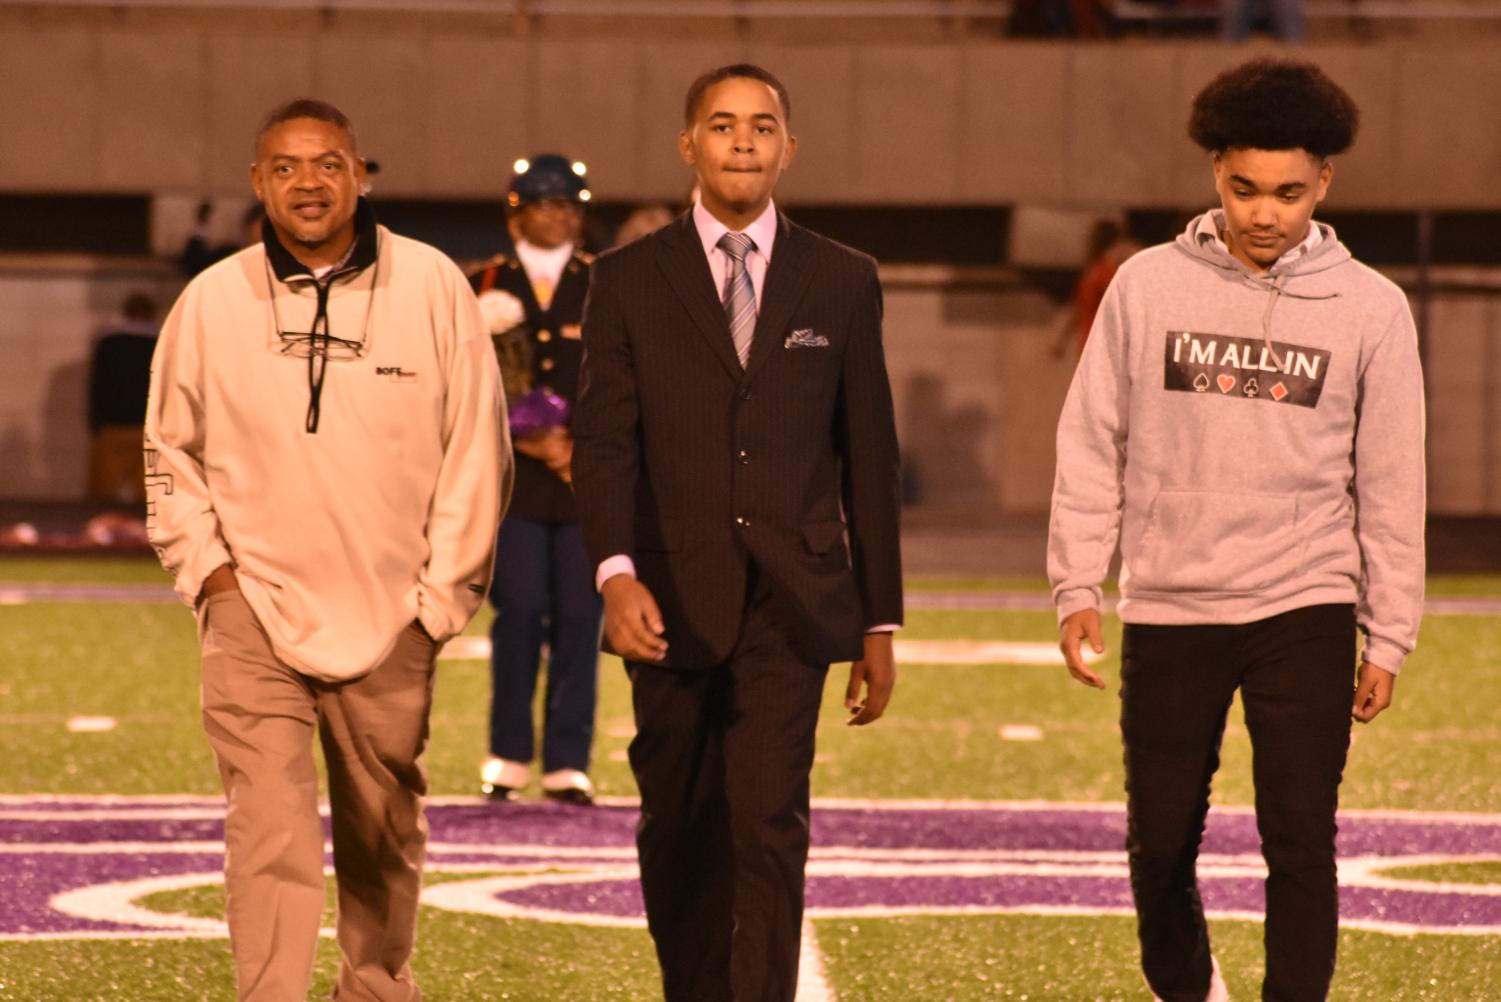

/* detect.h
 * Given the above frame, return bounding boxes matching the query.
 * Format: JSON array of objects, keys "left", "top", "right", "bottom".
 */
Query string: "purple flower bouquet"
[{"left": 509, "top": 387, "right": 571, "bottom": 438}]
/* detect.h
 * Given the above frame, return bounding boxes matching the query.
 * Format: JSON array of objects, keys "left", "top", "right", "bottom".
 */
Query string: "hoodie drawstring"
[{"left": 1259, "top": 272, "right": 1288, "bottom": 373}]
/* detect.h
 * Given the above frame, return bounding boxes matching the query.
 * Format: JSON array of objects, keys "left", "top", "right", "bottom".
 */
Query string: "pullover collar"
[{"left": 263, "top": 197, "right": 379, "bottom": 285}]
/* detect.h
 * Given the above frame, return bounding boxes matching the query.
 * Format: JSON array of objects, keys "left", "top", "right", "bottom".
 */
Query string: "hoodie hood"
[
  {"left": 1176, "top": 209, "right": 1348, "bottom": 370},
  {"left": 1176, "top": 209, "right": 1350, "bottom": 288}
]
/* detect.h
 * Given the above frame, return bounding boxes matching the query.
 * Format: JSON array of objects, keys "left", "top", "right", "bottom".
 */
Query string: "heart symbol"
[
  {"left": 1217, "top": 374, "right": 1236, "bottom": 394},
  {"left": 1270, "top": 382, "right": 1289, "bottom": 402}
]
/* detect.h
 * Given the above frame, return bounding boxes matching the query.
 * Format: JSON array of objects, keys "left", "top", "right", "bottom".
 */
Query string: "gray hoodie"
[{"left": 1049, "top": 211, "right": 1425, "bottom": 672}]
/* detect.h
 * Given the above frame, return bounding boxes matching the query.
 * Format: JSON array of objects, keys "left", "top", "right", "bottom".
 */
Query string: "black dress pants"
[
  {"left": 1120, "top": 604, "right": 1357, "bottom": 1002},
  {"left": 626, "top": 573, "right": 829, "bottom": 1002}
]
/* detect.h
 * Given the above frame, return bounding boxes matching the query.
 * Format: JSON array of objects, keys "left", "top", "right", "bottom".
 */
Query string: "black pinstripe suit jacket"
[{"left": 573, "top": 211, "right": 903, "bottom": 667}]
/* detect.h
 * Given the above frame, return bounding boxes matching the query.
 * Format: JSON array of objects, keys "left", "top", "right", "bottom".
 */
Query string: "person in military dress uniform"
[{"left": 471, "top": 154, "right": 602, "bottom": 804}]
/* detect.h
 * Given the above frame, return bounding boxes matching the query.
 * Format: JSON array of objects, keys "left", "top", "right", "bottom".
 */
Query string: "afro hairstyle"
[{"left": 1188, "top": 58, "right": 1359, "bottom": 159}]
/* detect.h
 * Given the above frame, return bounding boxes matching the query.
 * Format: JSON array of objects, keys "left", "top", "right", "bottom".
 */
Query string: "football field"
[{"left": 2, "top": 557, "right": 1499, "bottom": 1000}]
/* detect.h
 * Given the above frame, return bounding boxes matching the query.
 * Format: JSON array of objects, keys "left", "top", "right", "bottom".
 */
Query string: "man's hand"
[
  {"left": 1059, "top": 608, "right": 1106, "bottom": 689},
  {"left": 601, "top": 574, "right": 668, "bottom": 663},
  {"left": 545, "top": 434, "right": 574, "bottom": 484},
  {"left": 1352, "top": 661, "right": 1396, "bottom": 724},
  {"left": 515, "top": 428, "right": 574, "bottom": 484},
  {"left": 846, "top": 631, "right": 896, "bottom": 726},
  {"left": 198, "top": 563, "right": 239, "bottom": 604}
]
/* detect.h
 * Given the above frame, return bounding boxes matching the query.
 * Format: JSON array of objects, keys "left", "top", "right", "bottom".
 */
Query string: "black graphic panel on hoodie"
[{"left": 1163, "top": 330, "right": 1331, "bottom": 408}]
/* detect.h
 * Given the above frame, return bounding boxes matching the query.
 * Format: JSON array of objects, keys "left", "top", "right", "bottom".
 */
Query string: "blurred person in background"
[
  {"left": 145, "top": 98, "right": 507, "bottom": 1002},
  {"left": 1050, "top": 59, "right": 1424, "bottom": 1002},
  {"left": 471, "top": 154, "right": 603, "bottom": 805},
  {"left": 177, "top": 202, "right": 265, "bottom": 277},
  {"left": 613, "top": 202, "right": 676, "bottom": 248},
  {"left": 86, "top": 292, "right": 158, "bottom": 504},
  {"left": 1054, "top": 218, "right": 1141, "bottom": 360},
  {"left": 1222, "top": 0, "right": 1305, "bottom": 42}
]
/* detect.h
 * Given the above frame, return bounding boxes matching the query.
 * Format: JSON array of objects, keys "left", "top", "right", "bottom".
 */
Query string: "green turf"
[
  {"left": 816, "top": 914, "right": 1501, "bottom": 1000},
  {"left": 1, "top": 912, "right": 659, "bottom": 1001},
  {"left": 3, "top": 562, "right": 1500, "bottom": 1001},
  {"left": 0, "top": 555, "right": 169, "bottom": 584},
  {"left": 46, "top": 871, "right": 664, "bottom": 1001},
  {"left": 1425, "top": 575, "right": 1501, "bottom": 598},
  {"left": 46, "top": 876, "right": 1501, "bottom": 1001},
  {"left": 1379, "top": 861, "right": 1501, "bottom": 885},
  {"left": 136, "top": 868, "right": 592, "bottom": 923},
  {"left": 4, "top": 596, "right": 1501, "bottom": 811}
]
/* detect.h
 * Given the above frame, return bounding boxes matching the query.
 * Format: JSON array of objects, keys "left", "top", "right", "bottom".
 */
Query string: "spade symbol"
[{"left": 1193, "top": 373, "right": 1211, "bottom": 393}]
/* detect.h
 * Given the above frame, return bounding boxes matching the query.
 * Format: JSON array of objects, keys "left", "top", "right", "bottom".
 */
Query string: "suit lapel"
[
  {"left": 656, "top": 214, "right": 742, "bottom": 380},
  {"left": 744, "top": 214, "right": 816, "bottom": 383}
]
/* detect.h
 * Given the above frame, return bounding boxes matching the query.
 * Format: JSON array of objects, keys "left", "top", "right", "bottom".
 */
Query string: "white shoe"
[
  {"left": 480, "top": 756, "right": 529, "bottom": 800},
  {"left": 541, "top": 768, "right": 595, "bottom": 805},
  {"left": 1149, "top": 956, "right": 1230, "bottom": 1002}
]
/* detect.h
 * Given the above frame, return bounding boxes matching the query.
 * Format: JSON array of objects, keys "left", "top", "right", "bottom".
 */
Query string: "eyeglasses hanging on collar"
[{"left": 264, "top": 252, "right": 379, "bottom": 433}]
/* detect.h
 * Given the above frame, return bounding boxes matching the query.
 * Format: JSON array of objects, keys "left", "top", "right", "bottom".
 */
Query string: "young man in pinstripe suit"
[{"left": 573, "top": 64, "right": 904, "bottom": 1002}]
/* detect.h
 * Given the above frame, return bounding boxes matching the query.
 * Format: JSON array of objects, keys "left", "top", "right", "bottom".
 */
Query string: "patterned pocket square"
[{"left": 784, "top": 328, "right": 829, "bottom": 349}]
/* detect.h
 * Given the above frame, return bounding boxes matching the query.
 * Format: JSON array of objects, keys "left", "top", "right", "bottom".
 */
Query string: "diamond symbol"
[{"left": 1270, "top": 382, "right": 1289, "bottom": 402}]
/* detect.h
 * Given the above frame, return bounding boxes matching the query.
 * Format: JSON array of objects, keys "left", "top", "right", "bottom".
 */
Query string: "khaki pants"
[{"left": 198, "top": 590, "right": 437, "bottom": 1002}]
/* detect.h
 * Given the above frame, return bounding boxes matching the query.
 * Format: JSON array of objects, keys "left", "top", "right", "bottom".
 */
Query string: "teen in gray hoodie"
[{"left": 1048, "top": 59, "right": 1425, "bottom": 1002}]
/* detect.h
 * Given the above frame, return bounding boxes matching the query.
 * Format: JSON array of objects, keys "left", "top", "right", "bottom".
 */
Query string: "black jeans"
[{"left": 1120, "top": 604, "right": 1357, "bottom": 1002}]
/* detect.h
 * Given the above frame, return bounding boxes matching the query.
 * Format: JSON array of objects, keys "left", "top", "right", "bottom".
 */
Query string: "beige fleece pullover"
[{"left": 145, "top": 224, "right": 510, "bottom": 681}]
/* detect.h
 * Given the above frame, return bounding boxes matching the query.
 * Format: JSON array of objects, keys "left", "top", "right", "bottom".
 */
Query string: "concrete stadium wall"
[
  {"left": 2, "top": 16, "right": 1499, "bottom": 514},
  {"left": 5, "top": 258, "right": 1498, "bottom": 517},
  {"left": 1, "top": 10, "right": 1500, "bottom": 211}
]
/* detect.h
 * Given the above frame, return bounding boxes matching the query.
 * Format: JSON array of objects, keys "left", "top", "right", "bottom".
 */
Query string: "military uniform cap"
[{"left": 508, "top": 154, "right": 592, "bottom": 208}]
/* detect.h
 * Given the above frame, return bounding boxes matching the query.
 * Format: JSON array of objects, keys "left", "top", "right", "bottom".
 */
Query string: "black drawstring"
[{"left": 306, "top": 280, "right": 332, "bottom": 433}]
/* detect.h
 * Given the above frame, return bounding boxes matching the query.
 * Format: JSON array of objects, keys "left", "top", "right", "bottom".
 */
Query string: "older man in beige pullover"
[{"left": 145, "top": 99, "right": 509, "bottom": 1001}]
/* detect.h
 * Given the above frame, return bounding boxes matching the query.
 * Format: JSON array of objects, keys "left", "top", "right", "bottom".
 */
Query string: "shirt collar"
[
  {"left": 514, "top": 238, "right": 576, "bottom": 268},
  {"left": 693, "top": 197, "right": 778, "bottom": 263},
  {"left": 263, "top": 197, "right": 379, "bottom": 284},
  {"left": 1201, "top": 209, "right": 1322, "bottom": 270}
]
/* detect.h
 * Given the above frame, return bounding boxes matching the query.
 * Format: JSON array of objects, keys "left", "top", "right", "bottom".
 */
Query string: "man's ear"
[
  {"left": 1315, "top": 159, "right": 1334, "bottom": 205},
  {"left": 678, "top": 129, "right": 697, "bottom": 168},
  {"left": 781, "top": 134, "right": 798, "bottom": 170},
  {"left": 250, "top": 162, "right": 264, "bottom": 202}
]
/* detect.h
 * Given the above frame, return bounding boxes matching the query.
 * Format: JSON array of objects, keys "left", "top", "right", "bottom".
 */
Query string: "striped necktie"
[{"left": 717, "top": 231, "right": 757, "bottom": 367}]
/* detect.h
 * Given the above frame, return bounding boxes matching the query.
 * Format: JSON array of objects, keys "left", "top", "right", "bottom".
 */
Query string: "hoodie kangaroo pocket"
[{"left": 1128, "top": 490, "right": 1305, "bottom": 595}]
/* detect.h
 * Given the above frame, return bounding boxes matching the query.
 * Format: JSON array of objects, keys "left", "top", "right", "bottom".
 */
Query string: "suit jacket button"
[
  {"left": 539, "top": 358, "right": 556, "bottom": 372},
  {"left": 736, "top": 450, "right": 749, "bottom": 464},
  {"left": 537, "top": 330, "right": 553, "bottom": 343},
  {"left": 738, "top": 388, "right": 751, "bottom": 401},
  {"left": 734, "top": 516, "right": 749, "bottom": 527}
]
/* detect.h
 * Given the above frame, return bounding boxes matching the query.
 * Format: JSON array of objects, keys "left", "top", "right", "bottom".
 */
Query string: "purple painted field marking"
[{"left": 3, "top": 797, "right": 1501, "bottom": 940}]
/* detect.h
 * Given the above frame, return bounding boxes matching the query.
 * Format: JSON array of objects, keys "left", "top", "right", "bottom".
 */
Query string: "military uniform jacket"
[{"left": 470, "top": 249, "right": 591, "bottom": 523}]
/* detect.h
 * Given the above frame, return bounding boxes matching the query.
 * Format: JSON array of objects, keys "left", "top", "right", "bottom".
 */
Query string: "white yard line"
[{"left": 798, "top": 917, "right": 837, "bottom": 1002}]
